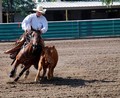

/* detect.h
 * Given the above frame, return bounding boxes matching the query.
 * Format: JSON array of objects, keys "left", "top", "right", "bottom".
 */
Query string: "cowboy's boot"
[{"left": 10, "top": 50, "right": 20, "bottom": 59}]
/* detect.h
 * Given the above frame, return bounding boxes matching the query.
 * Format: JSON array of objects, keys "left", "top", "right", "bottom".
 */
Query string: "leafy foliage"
[
  {"left": 2, "top": 0, "right": 35, "bottom": 16},
  {"left": 101, "top": 0, "right": 120, "bottom": 6}
]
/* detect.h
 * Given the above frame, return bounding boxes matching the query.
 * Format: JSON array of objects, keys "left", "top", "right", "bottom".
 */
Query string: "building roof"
[{"left": 37, "top": 1, "right": 120, "bottom": 10}]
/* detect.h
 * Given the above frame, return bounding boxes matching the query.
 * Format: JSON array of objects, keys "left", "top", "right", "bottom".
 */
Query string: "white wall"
[{"left": 0, "top": 0, "right": 2, "bottom": 23}]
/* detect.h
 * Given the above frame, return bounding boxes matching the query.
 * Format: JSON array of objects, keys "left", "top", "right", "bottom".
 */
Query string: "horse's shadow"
[
  {"left": 15, "top": 76, "right": 116, "bottom": 87},
  {"left": 41, "top": 77, "right": 115, "bottom": 87},
  {"left": 42, "top": 77, "right": 86, "bottom": 87},
  {"left": 7, "top": 76, "right": 115, "bottom": 87}
]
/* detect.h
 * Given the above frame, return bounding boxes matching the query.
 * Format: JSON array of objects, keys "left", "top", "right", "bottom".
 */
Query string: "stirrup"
[{"left": 10, "top": 52, "right": 18, "bottom": 59}]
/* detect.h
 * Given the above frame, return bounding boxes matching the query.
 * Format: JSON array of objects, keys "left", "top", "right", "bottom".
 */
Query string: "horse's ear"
[{"left": 52, "top": 45, "right": 55, "bottom": 48}]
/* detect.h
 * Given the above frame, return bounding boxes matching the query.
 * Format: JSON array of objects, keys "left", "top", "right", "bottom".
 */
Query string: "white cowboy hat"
[{"left": 33, "top": 6, "right": 46, "bottom": 14}]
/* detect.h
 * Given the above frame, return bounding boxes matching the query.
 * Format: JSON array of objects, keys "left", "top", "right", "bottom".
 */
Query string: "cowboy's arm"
[
  {"left": 21, "top": 14, "right": 33, "bottom": 32},
  {"left": 40, "top": 17, "right": 48, "bottom": 34}
]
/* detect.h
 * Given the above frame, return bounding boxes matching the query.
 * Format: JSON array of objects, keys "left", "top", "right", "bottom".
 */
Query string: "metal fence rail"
[
  {"left": 0, "top": 23, "right": 23, "bottom": 41},
  {"left": 43, "top": 21, "right": 79, "bottom": 39},
  {"left": 0, "top": 18, "right": 120, "bottom": 41},
  {"left": 79, "top": 19, "right": 120, "bottom": 37}
]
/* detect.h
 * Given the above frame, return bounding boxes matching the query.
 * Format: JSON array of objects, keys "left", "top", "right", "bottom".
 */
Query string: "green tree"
[
  {"left": 101, "top": 0, "right": 120, "bottom": 6},
  {"left": 2, "top": 0, "right": 35, "bottom": 22}
]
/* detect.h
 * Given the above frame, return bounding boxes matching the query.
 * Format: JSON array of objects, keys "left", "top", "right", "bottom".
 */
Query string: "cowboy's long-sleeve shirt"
[{"left": 21, "top": 13, "right": 48, "bottom": 34}]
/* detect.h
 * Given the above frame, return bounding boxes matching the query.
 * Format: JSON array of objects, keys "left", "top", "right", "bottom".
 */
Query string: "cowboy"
[
  {"left": 22, "top": 5, "right": 48, "bottom": 37},
  {"left": 5, "top": 6, "right": 48, "bottom": 59}
]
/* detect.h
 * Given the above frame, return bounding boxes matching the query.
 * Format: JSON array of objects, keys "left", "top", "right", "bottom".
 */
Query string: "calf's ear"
[{"left": 50, "top": 45, "right": 55, "bottom": 53}]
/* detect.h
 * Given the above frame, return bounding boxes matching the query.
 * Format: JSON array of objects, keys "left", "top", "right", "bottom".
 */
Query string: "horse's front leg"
[
  {"left": 14, "top": 65, "right": 31, "bottom": 82},
  {"left": 21, "top": 64, "right": 30, "bottom": 79},
  {"left": 9, "top": 60, "right": 20, "bottom": 78}
]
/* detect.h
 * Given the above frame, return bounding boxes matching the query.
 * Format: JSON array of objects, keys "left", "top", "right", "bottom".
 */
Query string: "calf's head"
[{"left": 43, "top": 46, "right": 55, "bottom": 63}]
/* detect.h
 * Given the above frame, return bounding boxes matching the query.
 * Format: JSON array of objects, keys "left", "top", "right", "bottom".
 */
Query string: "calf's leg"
[
  {"left": 47, "top": 63, "right": 55, "bottom": 80},
  {"left": 41, "top": 67, "right": 47, "bottom": 81},
  {"left": 47, "top": 65, "right": 54, "bottom": 80},
  {"left": 34, "top": 63, "right": 42, "bottom": 82}
]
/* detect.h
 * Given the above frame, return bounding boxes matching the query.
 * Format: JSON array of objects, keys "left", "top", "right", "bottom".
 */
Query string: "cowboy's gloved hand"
[
  {"left": 24, "top": 30, "right": 30, "bottom": 39},
  {"left": 25, "top": 30, "right": 28, "bottom": 35},
  {"left": 25, "top": 30, "right": 31, "bottom": 35}
]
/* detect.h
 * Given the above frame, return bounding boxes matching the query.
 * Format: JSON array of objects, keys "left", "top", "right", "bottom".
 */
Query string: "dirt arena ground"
[{"left": 0, "top": 38, "right": 120, "bottom": 98}]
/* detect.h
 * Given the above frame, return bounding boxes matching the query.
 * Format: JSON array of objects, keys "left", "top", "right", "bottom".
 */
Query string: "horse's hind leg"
[
  {"left": 24, "top": 69, "right": 30, "bottom": 79},
  {"left": 14, "top": 66, "right": 30, "bottom": 82}
]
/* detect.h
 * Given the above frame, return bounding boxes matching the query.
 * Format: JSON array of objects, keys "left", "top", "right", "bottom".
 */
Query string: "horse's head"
[
  {"left": 32, "top": 31, "right": 40, "bottom": 45},
  {"left": 31, "top": 31, "right": 43, "bottom": 53}
]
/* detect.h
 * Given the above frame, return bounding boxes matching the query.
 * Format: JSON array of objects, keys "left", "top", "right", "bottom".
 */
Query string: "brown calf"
[{"left": 35, "top": 45, "right": 58, "bottom": 82}]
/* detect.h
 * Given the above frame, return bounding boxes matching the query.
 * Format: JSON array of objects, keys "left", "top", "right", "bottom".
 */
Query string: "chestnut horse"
[{"left": 5, "top": 31, "right": 43, "bottom": 82}]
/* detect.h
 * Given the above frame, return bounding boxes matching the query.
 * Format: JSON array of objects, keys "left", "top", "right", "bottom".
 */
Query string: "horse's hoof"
[
  {"left": 14, "top": 77, "right": 19, "bottom": 82},
  {"left": 9, "top": 70, "right": 16, "bottom": 78},
  {"left": 23, "top": 75, "right": 28, "bottom": 79},
  {"left": 9, "top": 73, "right": 15, "bottom": 78}
]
